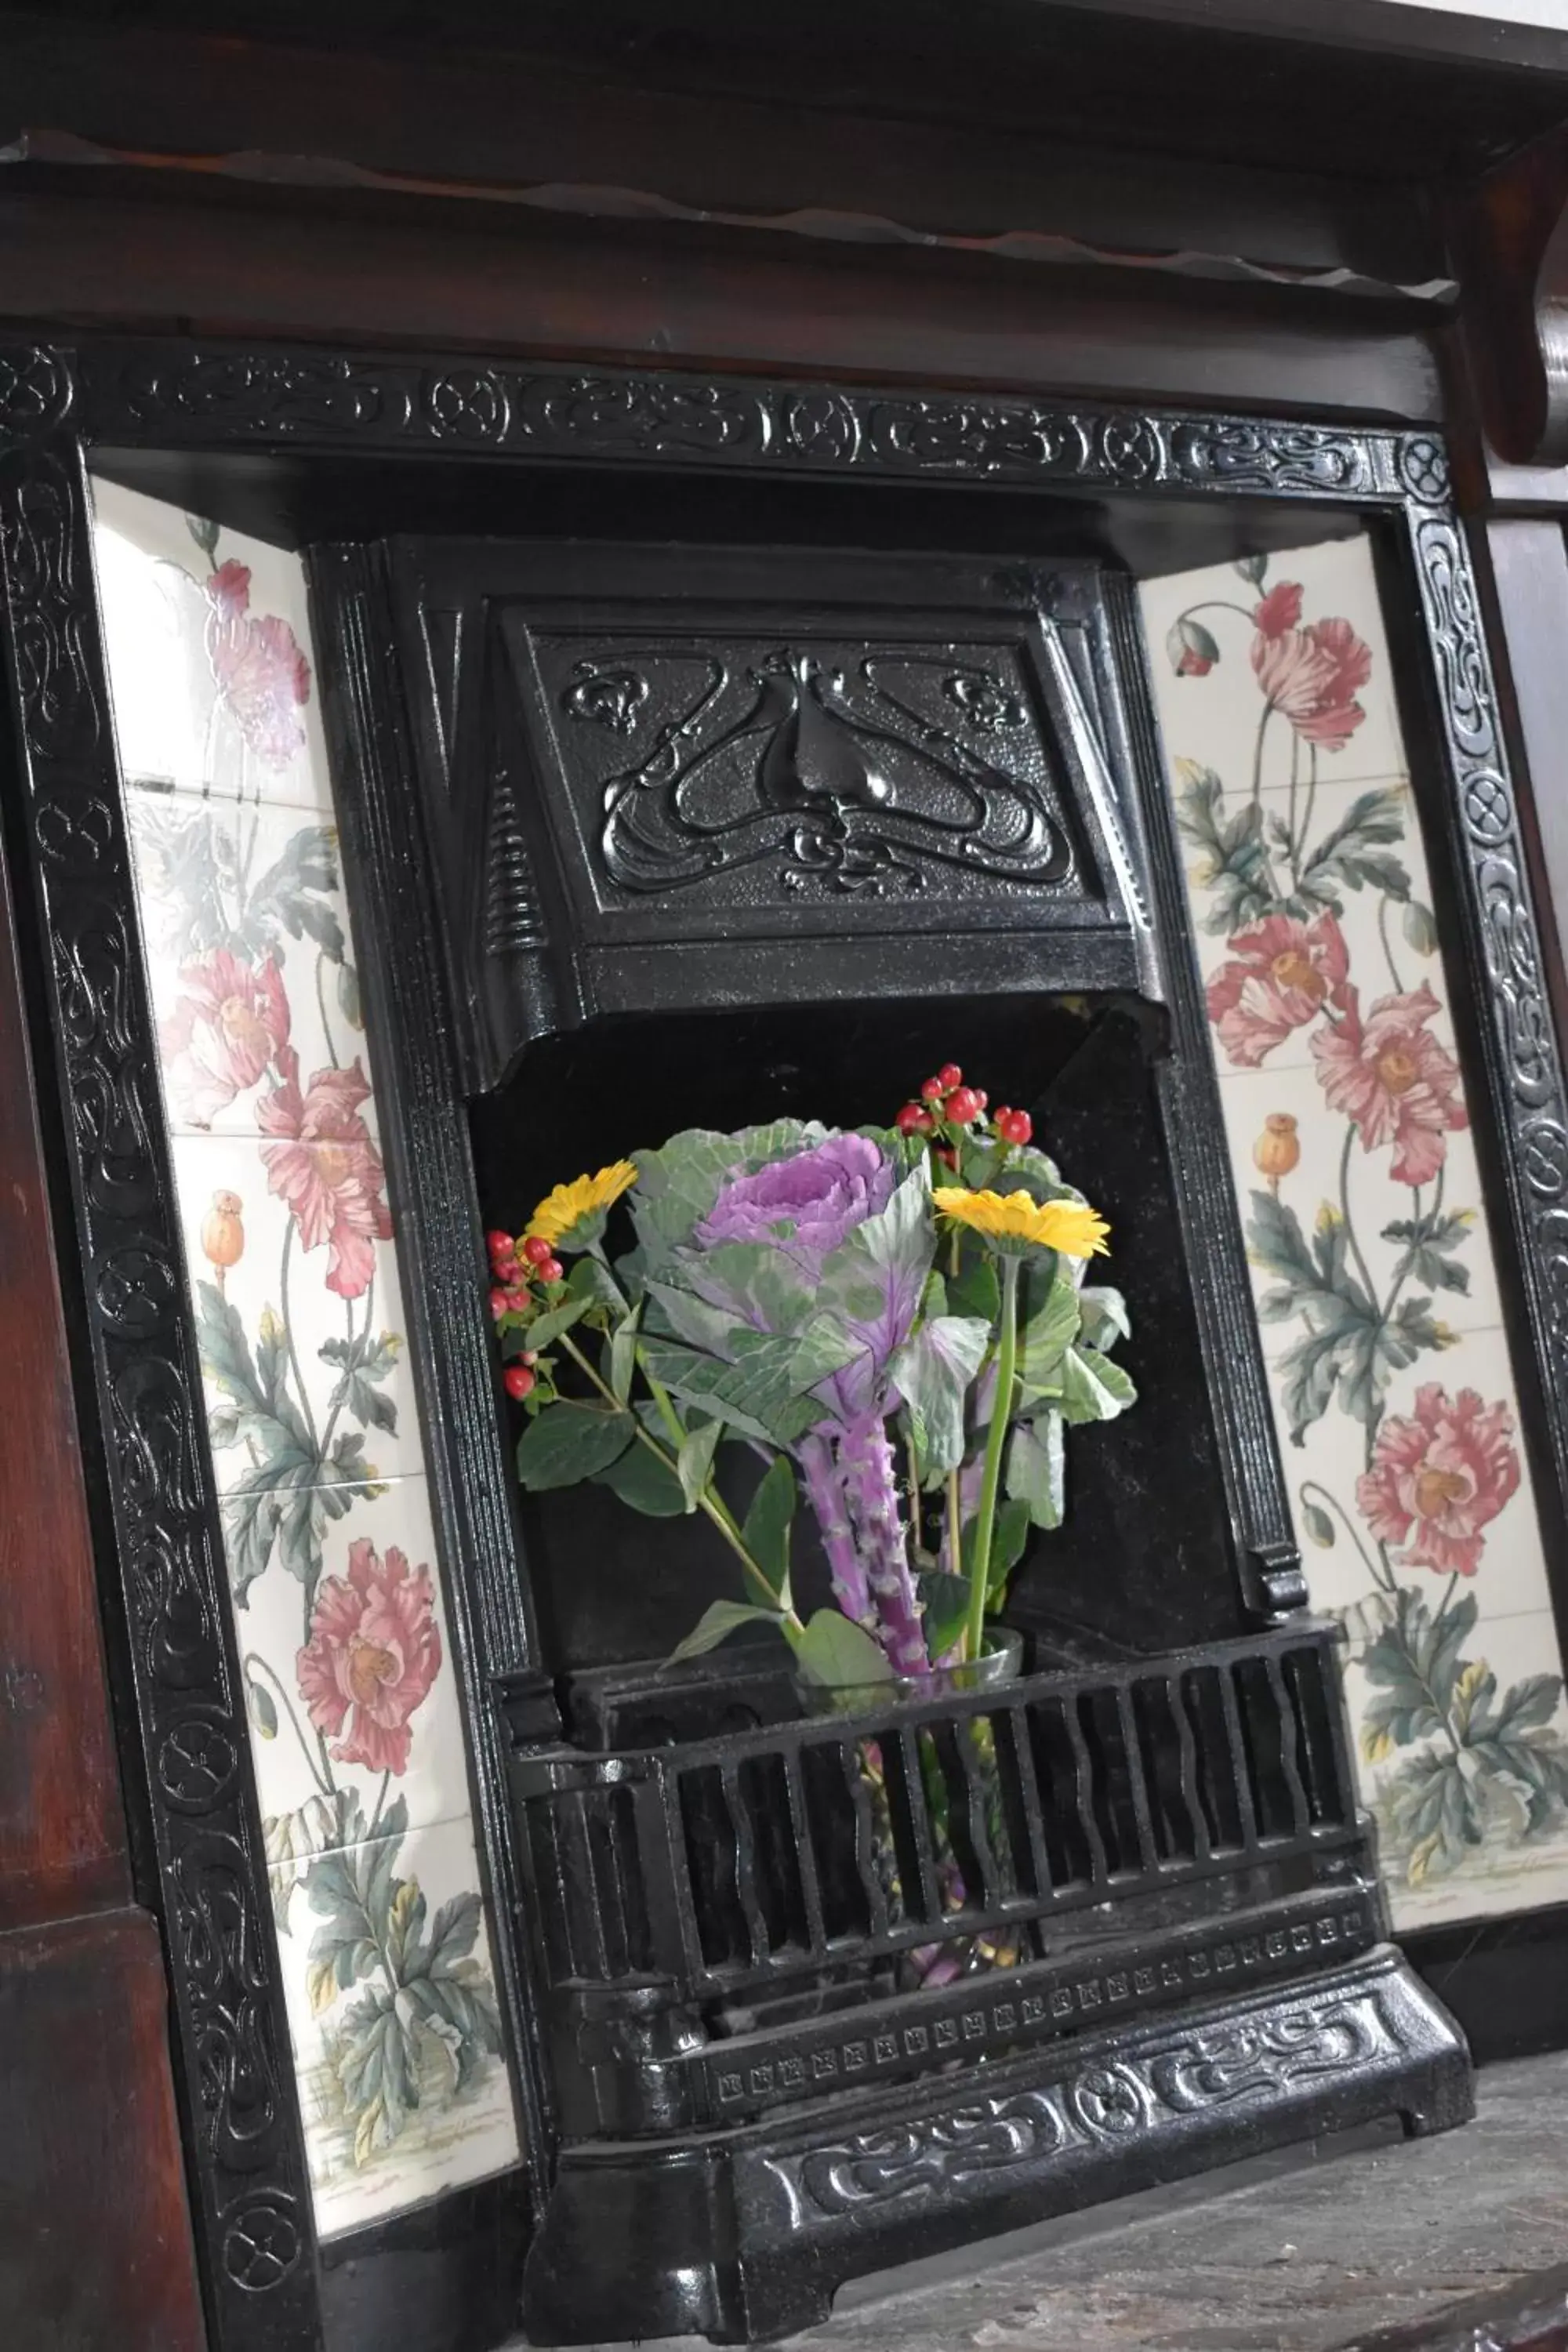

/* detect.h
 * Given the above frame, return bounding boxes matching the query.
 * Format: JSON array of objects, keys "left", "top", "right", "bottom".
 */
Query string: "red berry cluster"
[
  {"left": 894, "top": 1065, "right": 1032, "bottom": 1151},
  {"left": 485, "top": 1228, "right": 564, "bottom": 1399}
]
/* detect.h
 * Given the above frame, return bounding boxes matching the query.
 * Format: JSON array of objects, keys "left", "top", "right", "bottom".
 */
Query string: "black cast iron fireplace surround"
[{"left": 9, "top": 339, "right": 1568, "bottom": 2351}]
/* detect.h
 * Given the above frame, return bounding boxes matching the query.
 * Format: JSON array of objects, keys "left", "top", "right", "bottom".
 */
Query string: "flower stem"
[
  {"left": 904, "top": 1428, "right": 925, "bottom": 1554},
  {"left": 1298, "top": 1479, "right": 1388, "bottom": 1590},
  {"left": 314, "top": 950, "right": 343, "bottom": 1070},
  {"left": 244, "top": 1650, "right": 334, "bottom": 1798},
  {"left": 840, "top": 1411, "right": 930, "bottom": 1678},
  {"left": 799, "top": 1429, "right": 874, "bottom": 1630},
  {"left": 965, "top": 1254, "right": 1018, "bottom": 1664},
  {"left": 1377, "top": 894, "right": 1406, "bottom": 996},
  {"left": 1249, "top": 701, "right": 1274, "bottom": 820},
  {"left": 279, "top": 1222, "right": 321, "bottom": 1454},
  {"left": 560, "top": 1333, "right": 798, "bottom": 1628}
]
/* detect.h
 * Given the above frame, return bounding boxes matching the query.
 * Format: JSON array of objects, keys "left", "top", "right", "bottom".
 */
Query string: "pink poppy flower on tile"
[
  {"left": 297, "top": 1539, "right": 441, "bottom": 1774},
  {"left": 160, "top": 946, "right": 291, "bottom": 1127},
  {"left": 1357, "top": 1384, "right": 1520, "bottom": 1576},
  {"left": 1252, "top": 581, "right": 1304, "bottom": 639},
  {"left": 259, "top": 1054, "right": 393, "bottom": 1298},
  {"left": 1251, "top": 610, "right": 1372, "bottom": 751},
  {"left": 204, "top": 558, "right": 312, "bottom": 771},
  {"left": 1205, "top": 909, "right": 1349, "bottom": 1066},
  {"left": 1311, "top": 980, "right": 1467, "bottom": 1185}
]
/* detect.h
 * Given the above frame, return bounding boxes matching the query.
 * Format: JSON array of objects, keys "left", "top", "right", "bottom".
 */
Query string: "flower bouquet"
[{"left": 485, "top": 1063, "right": 1135, "bottom": 1700}]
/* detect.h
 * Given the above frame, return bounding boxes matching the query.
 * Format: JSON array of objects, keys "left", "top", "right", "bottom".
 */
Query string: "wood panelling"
[
  {"left": 0, "top": 837, "right": 125, "bottom": 1929},
  {"left": 0, "top": 1907, "right": 203, "bottom": 2351}
]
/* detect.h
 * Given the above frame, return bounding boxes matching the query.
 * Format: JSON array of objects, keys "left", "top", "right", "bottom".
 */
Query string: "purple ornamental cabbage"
[
  {"left": 689, "top": 1131, "right": 935, "bottom": 1679},
  {"left": 695, "top": 1132, "right": 895, "bottom": 1276}
]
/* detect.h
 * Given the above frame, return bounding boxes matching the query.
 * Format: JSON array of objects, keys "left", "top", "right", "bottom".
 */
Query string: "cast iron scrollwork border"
[{"left": 0, "top": 330, "right": 1557, "bottom": 2352}]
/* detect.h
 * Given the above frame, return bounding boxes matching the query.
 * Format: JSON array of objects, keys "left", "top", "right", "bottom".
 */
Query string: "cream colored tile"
[
  {"left": 269, "top": 1812, "right": 521, "bottom": 2234},
  {"left": 1140, "top": 533, "right": 1408, "bottom": 793},
  {"left": 92, "top": 475, "right": 334, "bottom": 812},
  {"left": 126, "top": 788, "right": 375, "bottom": 1139},
  {"left": 169, "top": 1132, "right": 425, "bottom": 1496},
  {"left": 1338, "top": 1604, "right": 1568, "bottom": 1934},
  {"left": 233, "top": 1473, "right": 472, "bottom": 1850}
]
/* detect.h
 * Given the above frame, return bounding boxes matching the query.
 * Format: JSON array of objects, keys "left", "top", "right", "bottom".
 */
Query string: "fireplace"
[
  {"left": 9, "top": 344, "right": 1537, "bottom": 2352},
  {"left": 314, "top": 509, "right": 1470, "bottom": 2339}
]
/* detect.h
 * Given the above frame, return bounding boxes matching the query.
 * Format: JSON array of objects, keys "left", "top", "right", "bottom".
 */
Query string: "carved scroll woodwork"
[
  {"left": 0, "top": 420, "right": 322, "bottom": 2348},
  {"left": 1454, "top": 125, "right": 1568, "bottom": 470},
  {"left": 1407, "top": 510, "right": 1568, "bottom": 1540}
]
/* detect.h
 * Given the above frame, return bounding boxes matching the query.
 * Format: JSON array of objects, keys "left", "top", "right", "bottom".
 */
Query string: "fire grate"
[{"left": 510, "top": 1625, "right": 1374, "bottom": 2136}]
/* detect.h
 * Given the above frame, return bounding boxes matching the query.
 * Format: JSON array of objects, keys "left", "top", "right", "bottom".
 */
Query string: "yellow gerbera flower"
[
  {"left": 526, "top": 1160, "right": 639, "bottom": 1250},
  {"left": 933, "top": 1185, "right": 1109, "bottom": 1260}
]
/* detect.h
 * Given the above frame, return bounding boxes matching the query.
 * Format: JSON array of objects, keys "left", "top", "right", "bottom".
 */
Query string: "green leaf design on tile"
[{"left": 319, "top": 1327, "right": 402, "bottom": 1436}]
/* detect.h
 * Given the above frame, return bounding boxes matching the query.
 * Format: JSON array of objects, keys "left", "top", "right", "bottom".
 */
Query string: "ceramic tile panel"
[
  {"left": 1142, "top": 535, "right": 1568, "bottom": 1930},
  {"left": 93, "top": 475, "right": 521, "bottom": 2234},
  {"left": 275, "top": 1813, "right": 521, "bottom": 2236}
]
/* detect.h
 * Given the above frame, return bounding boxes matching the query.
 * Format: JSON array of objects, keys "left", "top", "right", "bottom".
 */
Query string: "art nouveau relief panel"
[
  {"left": 90, "top": 477, "right": 520, "bottom": 2234},
  {"left": 1141, "top": 536, "right": 1568, "bottom": 1929}
]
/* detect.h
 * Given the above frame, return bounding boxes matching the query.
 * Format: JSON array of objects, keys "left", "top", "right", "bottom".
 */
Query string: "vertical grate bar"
[
  {"left": 1064, "top": 1697, "right": 1111, "bottom": 1886},
  {"left": 1167, "top": 1672, "right": 1213, "bottom": 1862},
  {"left": 1003, "top": 1701, "right": 1054, "bottom": 1898},
  {"left": 896, "top": 1724, "right": 941, "bottom": 1922},
  {"left": 1217, "top": 1665, "right": 1260, "bottom": 1849},
  {"left": 840, "top": 1736, "right": 890, "bottom": 1941},
  {"left": 782, "top": 1749, "right": 828, "bottom": 1959},
  {"left": 659, "top": 1764, "right": 708, "bottom": 1982},
  {"left": 1115, "top": 1685, "right": 1159, "bottom": 1872},
  {"left": 721, "top": 1761, "right": 770, "bottom": 1965},
  {"left": 1265, "top": 1652, "right": 1312, "bottom": 1836}
]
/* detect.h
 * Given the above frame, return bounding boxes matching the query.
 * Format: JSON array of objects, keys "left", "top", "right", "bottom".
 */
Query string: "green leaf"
[
  {"left": 1301, "top": 1497, "right": 1336, "bottom": 1548},
  {"left": 1403, "top": 898, "right": 1439, "bottom": 956},
  {"left": 677, "top": 1418, "right": 723, "bottom": 1512},
  {"left": 889, "top": 1313, "right": 990, "bottom": 1476},
  {"left": 1055, "top": 1345, "right": 1137, "bottom": 1425},
  {"left": 1173, "top": 764, "right": 1287, "bottom": 935},
  {"left": 247, "top": 1673, "right": 279, "bottom": 1739},
  {"left": 669, "top": 1599, "right": 785, "bottom": 1664},
  {"left": 1382, "top": 1210, "right": 1473, "bottom": 1298},
  {"left": 793, "top": 1610, "right": 895, "bottom": 1690},
  {"left": 1298, "top": 787, "right": 1407, "bottom": 911},
  {"left": 241, "top": 825, "right": 346, "bottom": 964},
  {"left": 1007, "top": 1409, "right": 1065, "bottom": 1530},
  {"left": 515, "top": 1402, "right": 635, "bottom": 1490},
  {"left": 1017, "top": 1274, "right": 1081, "bottom": 1393},
  {"left": 919, "top": 1571, "right": 971, "bottom": 1661},
  {"left": 523, "top": 1294, "right": 595, "bottom": 1351},
  {"left": 318, "top": 1329, "right": 402, "bottom": 1437},
  {"left": 1077, "top": 1286, "right": 1131, "bottom": 1352},
  {"left": 946, "top": 1254, "right": 1000, "bottom": 1327},
  {"left": 741, "top": 1456, "right": 796, "bottom": 1599},
  {"left": 962, "top": 1495, "right": 1032, "bottom": 1597},
  {"left": 639, "top": 1332, "right": 822, "bottom": 1448},
  {"left": 337, "top": 960, "right": 364, "bottom": 1027},
  {"left": 608, "top": 1301, "right": 641, "bottom": 1404},
  {"left": 594, "top": 1435, "right": 686, "bottom": 1516}
]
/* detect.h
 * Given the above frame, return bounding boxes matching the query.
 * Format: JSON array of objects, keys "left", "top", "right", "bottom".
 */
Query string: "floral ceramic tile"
[
  {"left": 92, "top": 476, "right": 334, "bottom": 812},
  {"left": 274, "top": 1812, "right": 519, "bottom": 2234},
  {"left": 95, "top": 481, "right": 522, "bottom": 2225},
  {"left": 1141, "top": 536, "right": 1568, "bottom": 1926},
  {"left": 167, "top": 1130, "right": 423, "bottom": 1503},
  {"left": 126, "top": 786, "right": 374, "bottom": 1140},
  {"left": 230, "top": 1473, "right": 477, "bottom": 1850}
]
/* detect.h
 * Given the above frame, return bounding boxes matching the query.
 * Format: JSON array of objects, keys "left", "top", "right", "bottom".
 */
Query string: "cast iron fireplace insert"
[{"left": 302, "top": 524, "right": 1472, "bottom": 2343}]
